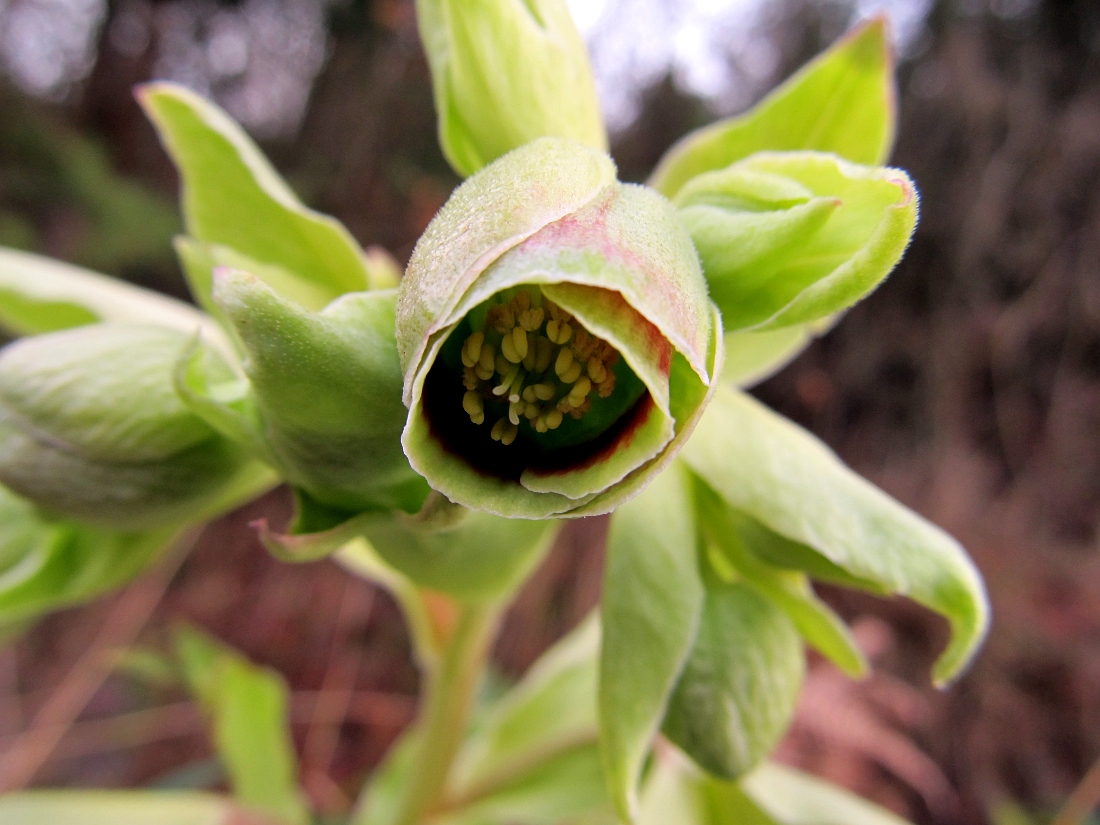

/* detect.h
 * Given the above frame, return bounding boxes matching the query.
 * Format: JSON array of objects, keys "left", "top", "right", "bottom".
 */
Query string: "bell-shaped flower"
[
  {"left": 416, "top": 0, "right": 607, "bottom": 177},
  {"left": 396, "top": 137, "right": 721, "bottom": 519},
  {"left": 0, "top": 323, "right": 250, "bottom": 530}
]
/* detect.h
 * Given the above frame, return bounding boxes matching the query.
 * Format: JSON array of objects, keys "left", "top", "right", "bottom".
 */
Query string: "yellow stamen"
[
  {"left": 525, "top": 402, "right": 541, "bottom": 419},
  {"left": 560, "top": 361, "right": 583, "bottom": 384},
  {"left": 463, "top": 391, "right": 485, "bottom": 425},
  {"left": 535, "top": 336, "right": 554, "bottom": 373},
  {"left": 554, "top": 347, "right": 574, "bottom": 379},
  {"left": 519, "top": 307, "right": 544, "bottom": 331},
  {"left": 533, "top": 383, "right": 555, "bottom": 401},
  {"left": 522, "top": 332, "right": 537, "bottom": 371},
  {"left": 545, "top": 409, "right": 563, "bottom": 430},
  {"left": 501, "top": 422, "right": 518, "bottom": 446},
  {"left": 491, "top": 417, "right": 508, "bottom": 441},
  {"left": 501, "top": 330, "right": 521, "bottom": 364},
  {"left": 587, "top": 357, "right": 607, "bottom": 384},
  {"left": 512, "top": 326, "right": 529, "bottom": 360},
  {"left": 568, "top": 377, "right": 592, "bottom": 406},
  {"left": 461, "top": 331, "right": 484, "bottom": 368}
]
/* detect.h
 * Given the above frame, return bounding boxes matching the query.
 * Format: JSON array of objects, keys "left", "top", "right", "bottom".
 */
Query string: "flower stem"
[{"left": 391, "top": 601, "right": 499, "bottom": 825}]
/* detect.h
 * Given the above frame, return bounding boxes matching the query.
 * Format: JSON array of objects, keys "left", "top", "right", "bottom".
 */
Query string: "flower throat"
[{"left": 457, "top": 289, "right": 620, "bottom": 446}]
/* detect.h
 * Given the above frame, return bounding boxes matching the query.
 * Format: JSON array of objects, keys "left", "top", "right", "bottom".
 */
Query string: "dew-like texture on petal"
[{"left": 398, "top": 138, "right": 617, "bottom": 404}]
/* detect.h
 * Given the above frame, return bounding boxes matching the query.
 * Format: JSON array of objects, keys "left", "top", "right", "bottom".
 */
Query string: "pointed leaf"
[
  {"left": 599, "top": 463, "right": 703, "bottom": 822},
  {"left": 681, "top": 386, "right": 989, "bottom": 684},
  {"left": 743, "top": 763, "right": 914, "bottom": 825},
  {"left": 0, "top": 485, "right": 174, "bottom": 627},
  {"left": 661, "top": 582, "right": 804, "bottom": 779},
  {"left": 0, "top": 247, "right": 230, "bottom": 353},
  {"left": 651, "top": 18, "right": 896, "bottom": 198},
  {"left": 175, "top": 626, "right": 309, "bottom": 825},
  {"left": 453, "top": 616, "right": 599, "bottom": 794},
  {"left": 0, "top": 792, "right": 269, "bottom": 825},
  {"left": 138, "top": 83, "right": 369, "bottom": 300},
  {"left": 694, "top": 477, "right": 867, "bottom": 677}
]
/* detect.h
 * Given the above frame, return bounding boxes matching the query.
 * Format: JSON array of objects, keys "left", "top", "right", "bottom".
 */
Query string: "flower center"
[{"left": 457, "top": 289, "right": 620, "bottom": 446}]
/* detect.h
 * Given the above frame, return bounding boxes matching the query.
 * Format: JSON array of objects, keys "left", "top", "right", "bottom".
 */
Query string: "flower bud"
[
  {"left": 672, "top": 151, "right": 918, "bottom": 332},
  {"left": 212, "top": 271, "right": 430, "bottom": 515},
  {"left": 417, "top": 0, "right": 607, "bottom": 177},
  {"left": 397, "top": 138, "right": 721, "bottom": 518},
  {"left": 0, "top": 323, "right": 247, "bottom": 530}
]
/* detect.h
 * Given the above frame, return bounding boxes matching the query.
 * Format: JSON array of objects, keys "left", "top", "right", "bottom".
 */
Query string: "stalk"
[{"left": 391, "top": 601, "right": 500, "bottom": 825}]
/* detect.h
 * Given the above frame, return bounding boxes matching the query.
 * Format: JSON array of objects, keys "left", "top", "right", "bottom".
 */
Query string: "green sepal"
[
  {"left": 599, "top": 463, "right": 703, "bottom": 823},
  {"left": 660, "top": 581, "right": 804, "bottom": 780},
  {"left": 138, "top": 82, "right": 370, "bottom": 300},
  {"left": 0, "top": 323, "right": 259, "bottom": 531},
  {"left": 214, "top": 270, "right": 430, "bottom": 515},
  {"left": 681, "top": 386, "right": 989, "bottom": 685},
  {"left": 175, "top": 626, "right": 310, "bottom": 825},
  {"left": 650, "top": 18, "right": 896, "bottom": 198},
  {"left": 417, "top": 0, "right": 607, "bottom": 177}
]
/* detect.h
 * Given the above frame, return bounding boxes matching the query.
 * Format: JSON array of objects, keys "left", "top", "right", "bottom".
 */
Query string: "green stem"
[{"left": 391, "top": 601, "right": 499, "bottom": 825}]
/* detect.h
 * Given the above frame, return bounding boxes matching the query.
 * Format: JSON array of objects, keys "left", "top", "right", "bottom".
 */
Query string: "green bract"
[
  {"left": 397, "top": 137, "right": 721, "bottom": 519},
  {"left": 416, "top": 0, "right": 607, "bottom": 177},
  {"left": 0, "top": 323, "right": 250, "bottom": 530}
]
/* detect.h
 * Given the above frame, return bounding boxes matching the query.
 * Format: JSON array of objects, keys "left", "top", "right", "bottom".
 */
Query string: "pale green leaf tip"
[{"left": 932, "top": 557, "right": 991, "bottom": 688}]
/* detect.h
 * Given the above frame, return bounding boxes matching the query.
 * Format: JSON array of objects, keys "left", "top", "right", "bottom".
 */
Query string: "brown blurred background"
[{"left": 1, "top": 0, "right": 1099, "bottom": 822}]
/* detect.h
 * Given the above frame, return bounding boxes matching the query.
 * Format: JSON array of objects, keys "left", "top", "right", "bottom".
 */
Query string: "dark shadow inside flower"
[{"left": 421, "top": 286, "right": 659, "bottom": 481}]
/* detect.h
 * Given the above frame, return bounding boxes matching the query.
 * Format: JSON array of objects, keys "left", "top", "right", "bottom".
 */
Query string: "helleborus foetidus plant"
[{"left": 0, "top": 6, "right": 988, "bottom": 825}]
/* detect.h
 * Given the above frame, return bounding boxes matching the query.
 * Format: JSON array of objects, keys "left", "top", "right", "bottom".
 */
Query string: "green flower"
[{"left": 396, "top": 138, "right": 721, "bottom": 518}]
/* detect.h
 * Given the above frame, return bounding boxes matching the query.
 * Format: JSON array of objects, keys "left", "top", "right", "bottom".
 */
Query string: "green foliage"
[
  {"left": 0, "top": 792, "right": 262, "bottom": 825},
  {"left": 138, "top": 83, "right": 371, "bottom": 302},
  {"left": 175, "top": 626, "right": 310, "bottom": 825},
  {"left": 0, "top": 10, "right": 990, "bottom": 825},
  {"left": 681, "top": 386, "right": 989, "bottom": 685},
  {"left": 599, "top": 464, "right": 703, "bottom": 822},
  {"left": 416, "top": 0, "right": 607, "bottom": 177},
  {"left": 661, "top": 582, "right": 804, "bottom": 780},
  {"left": 0, "top": 247, "right": 228, "bottom": 348},
  {"left": 0, "top": 485, "right": 174, "bottom": 630},
  {"left": 650, "top": 17, "right": 896, "bottom": 198}
]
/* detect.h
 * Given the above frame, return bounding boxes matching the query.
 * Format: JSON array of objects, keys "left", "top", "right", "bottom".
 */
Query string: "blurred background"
[{"left": 0, "top": 0, "right": 1098, "bottom": 822}]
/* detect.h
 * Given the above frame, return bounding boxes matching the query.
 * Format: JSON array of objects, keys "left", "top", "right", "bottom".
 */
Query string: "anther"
[
  {"left": 496, "top": 352, "right": 510, "bottom": 375},
  {"left": 545, "top": 409, "right": 563, "bottom": 430},
  {"left": 519, "top": 307, "right": 544, "bottom": 331},
  {"left": 500, "top": 422, "right": 518, "bottom": 446},
  {"left": 512, "top": 326, "right": 529, "bottom": 360},
  {"left": 478, "top": 343, "right": 496, "bottom": 379},
  {"left": 525, "top": 402, "right": 541, "bottom": 419},
  {"left": 555, "top": 347, "right": 574, "bottom": 379},
  {"left": 461, "top": 331, "right": 484, "bottom": 368},
  {"left": 463, "top": 391, "right": 485, "bottom": 425},
  {"left": 560, "top": 361, "right": 583, "bottom": 384},
  {"left": 463, "top": 368, "right": 480, "bottom": 391},
  {"left": 568, "top": 376, "right": 592, "bottom": 406},
  {"left": 587, "top": 357, "right": 607, "bottom": 384},
  {"left": 491, "top": 417, "right": 508, "bottom": 441},
  {"left": 523, "top": 386, "right": 537, "bottom": 403},
  {"left": 534, "top": 336, "right": 554, "bottom": 373},
  {"left": 533, "top": 383, "right": 555, "bottom": 401},
  {"left": 522, "top": 332, "right": 537, "bottom": 371},
  {"left": 501, "top": 331, "right": 521, "bottom": 364},
  {"left": 507, "top": 369, "right": 527, "bottom": 404}
]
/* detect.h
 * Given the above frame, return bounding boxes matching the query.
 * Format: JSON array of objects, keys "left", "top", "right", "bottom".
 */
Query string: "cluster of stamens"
[{"left": 458, "top": 291, "right": 619, "bottom": 446}]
